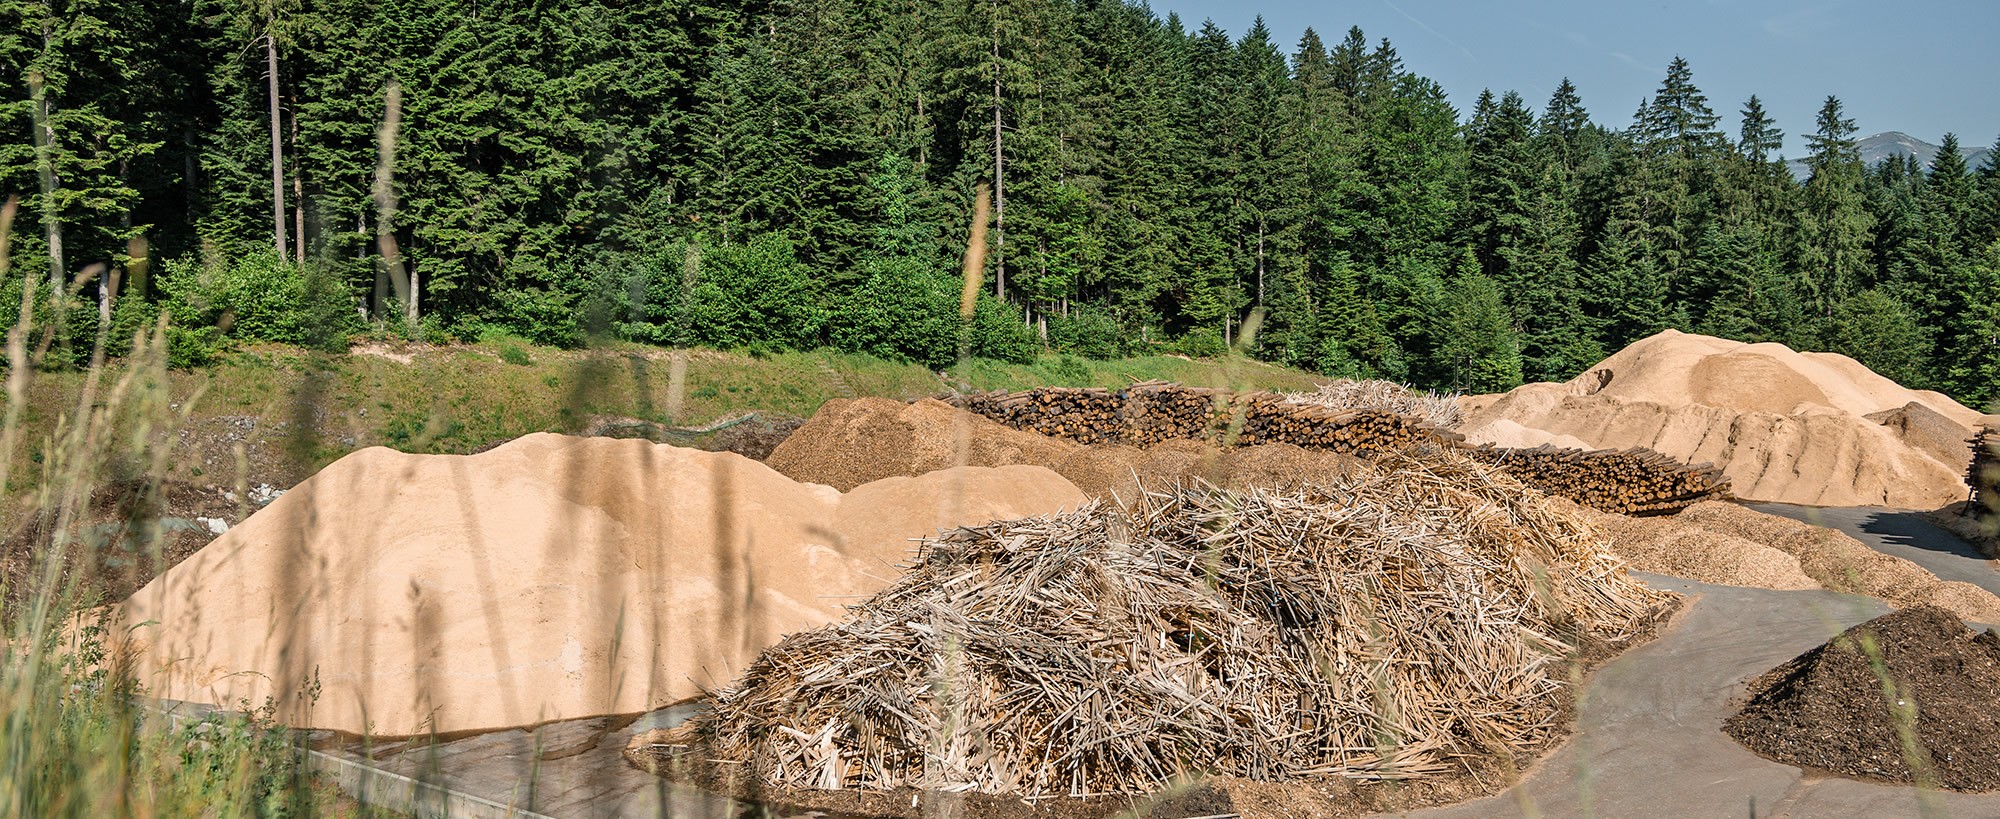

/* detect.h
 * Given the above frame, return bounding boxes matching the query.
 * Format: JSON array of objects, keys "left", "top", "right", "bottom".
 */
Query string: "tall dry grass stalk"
[{"left": 0, "top": 196, "right": 344, "bottom": 817}]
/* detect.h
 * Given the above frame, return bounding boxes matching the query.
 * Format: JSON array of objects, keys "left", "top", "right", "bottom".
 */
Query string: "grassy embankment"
[{"left": 11, "top": 339, "right": 1327, "bottom": 493}]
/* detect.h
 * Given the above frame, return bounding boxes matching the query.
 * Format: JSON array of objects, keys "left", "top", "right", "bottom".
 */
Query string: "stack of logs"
[
  {"left": 1465, "top": 444, "right": 1731, "bottom": 516},
  {"left": 956, "top": 381, "right": 1449, "bottom": 458},
  {"left": 949, "top": 381, "right": 1731, "bottom": 516},
  {"left": 1970, "top": 425, "right": 1998, "bottom": 516}
]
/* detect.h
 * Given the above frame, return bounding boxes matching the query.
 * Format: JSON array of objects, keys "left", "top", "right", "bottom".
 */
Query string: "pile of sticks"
[
  {"left": 949, "top": 381, "right": 1729, "bottom": 515},
  {"left": 1466, "top": 444, "right": 1733, "bottom": 516},
  {"left": 1282, "top": 380, "right": 1463, "bottom": 429},
  {"left": 1970, "top": 425, "right": 1998, "bottom": 515},
  {"left": 677, "top": 452, "right": 1671, "bottom": 798}
]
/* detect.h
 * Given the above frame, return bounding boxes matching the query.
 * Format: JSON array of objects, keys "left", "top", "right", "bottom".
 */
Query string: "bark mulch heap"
[{"left": 1725, "top": 605, "right": 2000, "bottom": 792}]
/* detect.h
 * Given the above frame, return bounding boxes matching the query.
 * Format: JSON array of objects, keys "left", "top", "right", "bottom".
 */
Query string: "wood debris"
[{"left": 672, "top": 450, "right": 1672, "bottom": 799}]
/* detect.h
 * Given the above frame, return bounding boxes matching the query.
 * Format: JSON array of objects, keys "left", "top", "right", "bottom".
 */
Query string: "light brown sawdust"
[
  {"left": 1561, "top": 498, "right": 1819, "bottom": 590},
  {"left": 1464, "top": 330, "right": 1995, "bottom": 509},
  {"left": 1672, "top": 501, "right": 2000, "bottom": 623},
  {"left": 115, "top": 434, "right": 1085, "bottom": 736},
  {"left": 765, "top": 397, "right": 1077, "bottom": 491},
  {"left": 1866, "top": 401, "right": 1975, "bottom": 469},
  {"left": 1462, "top": 418, "right": 1594, "bottom": 450}
]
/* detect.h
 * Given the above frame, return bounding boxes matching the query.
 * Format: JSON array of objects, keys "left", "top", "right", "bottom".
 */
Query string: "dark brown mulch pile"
[{"left": 1725, "top": 605, "right": 2000, "bottom": 792}]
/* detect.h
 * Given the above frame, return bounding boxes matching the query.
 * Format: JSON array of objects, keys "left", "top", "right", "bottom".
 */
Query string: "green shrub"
[
  {"left": 1046, "top": 304, "right": 1122, "bottom": 359},
  {"left": 1177, "top": 326, "right": 1227, "bottom": 358},
  {"left": 685, "top": 235, "right": 826, "bottom": 351},
  {"left": 830, "top": 257, "right": 958, "bottom": 369},
  {"left": 966, "top": 294, "right": 1036, "bottom": 364},
  {"left": 158, "top": 251, "right": 358, "bottom": 352}
]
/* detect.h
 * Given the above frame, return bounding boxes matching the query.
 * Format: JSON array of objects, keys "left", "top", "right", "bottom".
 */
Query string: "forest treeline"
[{"left": 4, "top": 0, "right": 1998, "bottom": 405}]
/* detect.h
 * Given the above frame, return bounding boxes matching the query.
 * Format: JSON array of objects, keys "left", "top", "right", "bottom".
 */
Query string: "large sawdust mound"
[
  {"left": 1463, "top": 330, "right": 1993, "bottom": 508},
  {"left": 657, "top": 451, "right": 1670, "bottom": 798},
  {"left": 1726, "top": 606, "right": 2000, "bottom": 792},
  {"left": 116, "top": 434, "right": 1085, "bottom": 736}
]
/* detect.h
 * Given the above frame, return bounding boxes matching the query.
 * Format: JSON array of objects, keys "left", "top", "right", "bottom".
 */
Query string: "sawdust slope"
[
  {"left": 1464, "top": 330, "right": 1993, "bottom": 509},
  {"left": 117, "top": 434, "right": 1085, "bottom": 736}
]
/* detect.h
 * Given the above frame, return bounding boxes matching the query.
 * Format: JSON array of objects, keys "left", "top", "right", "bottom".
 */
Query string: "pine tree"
[{"left": 1795, "top": 95, "right": 1874, "bottom": 330}]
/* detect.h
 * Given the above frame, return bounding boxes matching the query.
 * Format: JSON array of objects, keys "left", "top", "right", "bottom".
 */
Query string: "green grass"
[{"left": 10, "top": 342, "right": 1329, "bottom": 491}]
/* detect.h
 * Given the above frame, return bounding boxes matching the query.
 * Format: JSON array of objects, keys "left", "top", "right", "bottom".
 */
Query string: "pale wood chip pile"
[
  {"left": 1282, "top": 380, "right": 1463, "bottom": 429},
  {"left": 685, "top": 450, "right": 1671, "bottom": 799},
  {"left": 949, "top": 382, "right": 1729, "bottom": 516}
]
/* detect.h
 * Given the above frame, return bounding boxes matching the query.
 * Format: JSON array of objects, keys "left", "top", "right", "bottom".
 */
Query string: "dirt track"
[
  {"left": 1403, "top": 574, "right": 2000, "bottom": 818},
  {"left": 1749, "top": 503, "right": 2000, "bottom": 597}
]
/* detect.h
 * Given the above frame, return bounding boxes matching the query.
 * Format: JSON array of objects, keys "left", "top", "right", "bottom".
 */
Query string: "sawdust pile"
[
  {"left": 1726, "top": 606, "right": 2000, "bottom": 792},
  {"left": 653, "top": 450, "right": 1670, "bottom": 799},
  {"left": 116, "top": 434, "right": 1086, "bottom": 736},
  {"left": 765, "top": 398, "right": 1077, "bottom": 491},
  {"left": 1283, "top": 380, "right": 1463, "bottom": 428},
  {"left": 1562, "top": 500, "right": 1819, "bottom": 591},
  {"left": 1666, "top": 502, "right": 2000, "bottom": 622},
  {"left": 768, "top": 397, "right": 1366, "bottom": 505},
  {"left": 1462, "top": 330, "right": 1994, "bottom": 509}
]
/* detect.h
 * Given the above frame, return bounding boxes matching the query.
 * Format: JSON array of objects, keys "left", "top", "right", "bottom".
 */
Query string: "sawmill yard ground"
[{"left": 23, "top": 333, "right": 2000, "bottom": 815}]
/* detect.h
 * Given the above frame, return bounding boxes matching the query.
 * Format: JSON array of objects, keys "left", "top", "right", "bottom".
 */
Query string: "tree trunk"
[
  {"left": 1256, "top": 218, "right": 1266, "bottom": 306},
  {"left": 28, "top": 66, "right": 62, "bottom": 292},
  {"left": 990, "top": 6, "right": 1005, "bottom": 302},
  {"left": 290, "top": 97, "right": 305, "bottom": 263},
  {"left": 267, "top": 29, "right": 287, "bottom": 260},
  {"left": 374, "top": 81, "right": 413, "bottom": 328}
]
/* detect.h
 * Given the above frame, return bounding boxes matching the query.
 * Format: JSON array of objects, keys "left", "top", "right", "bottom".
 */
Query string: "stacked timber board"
[{"left": 949, "top": 382, "right": 1731, "bottom": 516}]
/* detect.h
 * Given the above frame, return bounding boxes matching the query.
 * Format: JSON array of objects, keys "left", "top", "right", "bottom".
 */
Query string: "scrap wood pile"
[
  {"left": 1466, "top": 445, "right": 1733, "bottom": 516},
  {"left": 949, "top": 381, "right": 1730, "bottom": 516},
  {"left": 1283, "top": 380, "right": 1463, "bottom": 429},
  {"left": 952, "top": 381, "right": 1451, "bottom": 458},
  {"left": 667, "top": 451, "right": 1671, "bottom": 798}
]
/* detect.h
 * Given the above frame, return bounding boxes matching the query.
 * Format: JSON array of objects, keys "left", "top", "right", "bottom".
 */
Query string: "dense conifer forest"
[{"left": 3, "top": 0, "right": 1997, "bottom": 405}]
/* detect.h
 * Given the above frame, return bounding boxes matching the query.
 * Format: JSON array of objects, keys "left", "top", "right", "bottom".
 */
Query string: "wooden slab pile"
[
  {"left": 947, "top": 381, "right": 1730, "bottom": 516},
  {"left": 1465, "top": 444, "right": 1732, "bottom": 516}
]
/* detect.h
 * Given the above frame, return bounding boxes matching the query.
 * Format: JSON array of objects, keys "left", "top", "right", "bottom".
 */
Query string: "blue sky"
[{"left": 1154, "top": 0, "right": 1999, "bottom": 156}]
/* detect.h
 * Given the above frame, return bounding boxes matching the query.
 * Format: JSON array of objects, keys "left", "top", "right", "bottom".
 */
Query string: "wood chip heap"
[
  {"left": 950, "top": 381, "right": 1730, "bottom": 516},
  {"left": 1282, "top": 379, "right": 1463, "bottom": 429},
  {"left": 666, "top": 450, "right": 1670, "bottom": 799}
]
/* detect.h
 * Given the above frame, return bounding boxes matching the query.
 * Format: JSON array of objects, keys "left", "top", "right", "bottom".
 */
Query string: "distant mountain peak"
[{"left": 1788, "top": 131, "right": 1991, "bottom": 179}]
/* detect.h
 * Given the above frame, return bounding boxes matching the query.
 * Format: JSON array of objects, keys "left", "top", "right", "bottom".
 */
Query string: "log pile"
[
  {"left": 947, "top": 381, "right": 1729, "bottom": 516},
  {"left": 1970, "top": 425, "right": 1998, "bottom": 516},
  {"left": 1466, "top": 444, "right": 1732, "bottom": 516},
  {"left": 654, "top": 457, "right": 1671, "bottom": 798},
  {"left": 954, "top": 381, "right": 1449, "bottom": 457}
]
